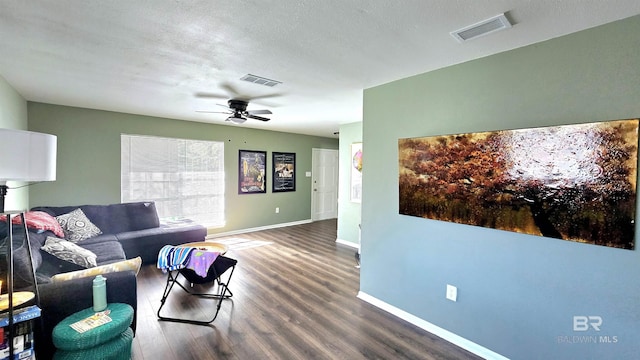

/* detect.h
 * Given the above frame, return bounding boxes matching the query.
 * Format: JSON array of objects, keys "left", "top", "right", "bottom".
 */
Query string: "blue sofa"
[
  {"left": 17, "top": 201, "right": 206, "bottom": 358},
  {"left": 32, "top": 201, "right": 207, "bottom": 265}
]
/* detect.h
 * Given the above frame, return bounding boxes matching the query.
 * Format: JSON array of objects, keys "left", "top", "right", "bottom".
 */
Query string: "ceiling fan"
[{"left": 197, "top": 99, "right": 272, "bottom": 124}]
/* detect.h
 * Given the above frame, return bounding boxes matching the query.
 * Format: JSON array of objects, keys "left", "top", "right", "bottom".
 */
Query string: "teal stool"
[{"left": 52, "top": 303, "right": 134, "bottom": 360}]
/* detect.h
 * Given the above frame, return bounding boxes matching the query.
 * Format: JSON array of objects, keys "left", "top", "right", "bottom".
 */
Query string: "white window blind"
[{"left": 121, "top": 134, "right": 225, "bottom": 227}]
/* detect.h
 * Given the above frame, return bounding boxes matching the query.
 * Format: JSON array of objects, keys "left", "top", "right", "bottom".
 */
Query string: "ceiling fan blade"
[
  {"left": 220, "top": 83, "right": 242, "bottom": 98},
  {"left": 246, "top": 114, "right": 271, "bottom": 122},
  {"left": 220, "top": 82, "right": 283, "bottom": 101},
  {"left": 195, "top": 92, "right": 227, "bottom": 99},
  {"left": 196, "top": 110, "right": 231, "bottom": 114},
  {"left": 248, "top": 93, "right": 283, "bottom": 100},
  {"left": 247, "top": 109, "right": 272, "bottom": 115}
]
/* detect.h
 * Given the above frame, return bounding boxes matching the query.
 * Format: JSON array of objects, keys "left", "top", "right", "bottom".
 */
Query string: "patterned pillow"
[
  {"left": 41, "top": 237, "right": 97, "bottom": 268},
  {"left": 51, "top": 257, "right": 142, "bottom": 283},
  {"left": 55, "top": 208, "right": 102, "bottom": 242}
]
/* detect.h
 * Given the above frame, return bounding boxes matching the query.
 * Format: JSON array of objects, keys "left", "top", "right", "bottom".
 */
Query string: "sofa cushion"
[
  {"left": 55, "top": 208, "right": 102, "bottom": 242},
  {"left": 36, "top": 234, "right": 124, "bottom": 279},
  {"left": 41, "top": 237, "right": 98, "bottom": 268},
  {"left": 30, "top": 206, "right": 76, "bottom": 218},
  {"left": 37, "top": 242, "right": 86, "bottom": 280},
  {"left": 13, "top": 235, "right": 44, "bottom": 289},
  {"left": 37, "top": 252, "right": 84, "bottom": 279},
  {"left": 116, "top": 222, "right": 206, "bottom": 264},
  {"left": 0, "top": 224, "right": 44, "bottom": 289},
  {"left": 75, "top": 233, "right": 120, "bottom": 246},
  {"left": 101, "top": 202, "right": 160, "bottom": 234},
  {"left": 32, "top": 202, "right": 161, "bottom": 235},
  {"left": 128, "top": 202, "right": 161, "bottom": 230},
  {"left": 81, "top": 239, "right": 127, "bottom": 264}
]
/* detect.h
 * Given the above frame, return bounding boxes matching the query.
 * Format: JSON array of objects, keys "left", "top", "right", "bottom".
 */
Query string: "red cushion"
[{"left": 0, "top": 211, "right": 65, "bottom": 238}]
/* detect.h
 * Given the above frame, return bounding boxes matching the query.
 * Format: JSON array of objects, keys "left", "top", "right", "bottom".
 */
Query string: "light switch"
[{"left": 446, "top": 284, "right": 457, "bottom": 302}]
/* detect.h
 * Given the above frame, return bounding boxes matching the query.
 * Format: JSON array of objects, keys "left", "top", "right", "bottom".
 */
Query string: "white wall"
[
  {"left": 337, "top": 122, "right": 362, "bottom": 246},
  {"left": 361, "top": 15, "right": 640, "bottom": 359}
]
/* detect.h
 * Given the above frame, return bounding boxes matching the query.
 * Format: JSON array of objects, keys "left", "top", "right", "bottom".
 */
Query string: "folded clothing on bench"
[{"left": 157, "top": 245, "right": 220, "bottom": 277}]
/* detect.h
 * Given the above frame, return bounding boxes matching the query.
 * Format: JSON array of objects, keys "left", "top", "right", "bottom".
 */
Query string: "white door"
[{"left": 311, "top": 148, "right": 338, "bottom": 221}]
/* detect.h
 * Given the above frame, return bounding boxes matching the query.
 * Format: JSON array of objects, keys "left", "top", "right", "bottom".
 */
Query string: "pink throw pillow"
[{"left": 0, "top": 211, "right": 66, "bottom": 238}]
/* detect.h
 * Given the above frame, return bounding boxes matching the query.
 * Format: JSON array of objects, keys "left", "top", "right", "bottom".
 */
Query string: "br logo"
[{"left": 573, "top": 316, "right": 602, "bottom": 331}]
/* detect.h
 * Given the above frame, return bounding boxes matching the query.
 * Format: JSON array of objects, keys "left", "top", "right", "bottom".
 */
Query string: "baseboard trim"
[
  {"left": 356, "top": 291, "right": 509, "bottom": 360},
  {"left": 335, "top": 238, "right": 359, "bottom": 249},
  {"left": 206, "top": 219, "right": 313, "bottom": 239}
]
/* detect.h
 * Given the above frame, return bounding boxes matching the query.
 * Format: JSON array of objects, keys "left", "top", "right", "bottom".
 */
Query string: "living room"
[{"left": 2, "top": 3, "right": 640, "bottom": 360}]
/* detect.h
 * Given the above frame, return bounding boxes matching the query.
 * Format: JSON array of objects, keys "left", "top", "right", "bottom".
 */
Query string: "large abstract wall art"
[{"left": 398, "top": 119, "right": 639, "bottom": 249}]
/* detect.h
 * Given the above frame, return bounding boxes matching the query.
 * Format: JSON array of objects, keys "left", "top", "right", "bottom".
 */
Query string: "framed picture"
[
  {"left": 351, "top": 143, "right": 363, "bottom": 203},
  {"left": 273, "top": 152, "right": 296, "bottom": 192},
  {"left": 238, "top": 150, "right": 267, "bottom": 194}
]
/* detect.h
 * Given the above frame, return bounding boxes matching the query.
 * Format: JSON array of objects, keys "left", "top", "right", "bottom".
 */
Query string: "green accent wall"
[
  {"left": 27, "top": 103, "right": 337, "bottom": 233},
  {"left": 362, "top": 15, "right": 640, "bottom": 359},
  {"left": 0, "top": 74, "right": 29, "bottom": 211},
  {"left": 337, "top": 122, "right": 362, "bottom": 246}
]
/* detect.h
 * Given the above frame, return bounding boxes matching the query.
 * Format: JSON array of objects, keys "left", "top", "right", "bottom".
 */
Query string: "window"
[{"left": 121, "top": 134, "right": 224, "bottom": 227}]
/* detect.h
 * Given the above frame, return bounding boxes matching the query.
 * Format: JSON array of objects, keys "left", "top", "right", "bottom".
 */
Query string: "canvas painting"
[
  {"left": 351, "top": 143, "right": 363, "bottom": 203},
  {"left": 398, "top": 119, "right": 639, "bottom": 249}
]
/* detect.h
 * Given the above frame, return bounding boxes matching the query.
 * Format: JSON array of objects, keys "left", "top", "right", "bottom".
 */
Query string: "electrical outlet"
[
  {"left": 275, "top": 207, "right": 280, "bottom": 213},
  {"left": 446, "top": 284, "right": 457, "bottom": 302}
]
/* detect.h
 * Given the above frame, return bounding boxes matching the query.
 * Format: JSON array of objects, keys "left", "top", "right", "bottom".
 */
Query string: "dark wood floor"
[{"left": 131, "top": 219, "right": 482, "bottom": 360}]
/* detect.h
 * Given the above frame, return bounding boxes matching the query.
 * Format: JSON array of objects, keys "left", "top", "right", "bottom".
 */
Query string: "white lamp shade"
[{"left": 0, "top": 129, "right": 57, "bottom": 182}]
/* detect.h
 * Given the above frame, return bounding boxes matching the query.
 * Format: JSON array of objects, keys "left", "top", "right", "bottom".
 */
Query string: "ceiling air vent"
[
  {"left": 451, "top": 13, "right": 512, "bottom": 42},
  {"left": 240, "top": 74, "right": 282, "bottom": 87}
]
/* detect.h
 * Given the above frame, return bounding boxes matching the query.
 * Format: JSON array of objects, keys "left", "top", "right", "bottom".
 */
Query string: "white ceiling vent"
[
  {"left": 451, "top": 13, "right": 512, "bottom": 42},
  {"left": 240, "top": 74, "right": 282, "bottom": 87}
]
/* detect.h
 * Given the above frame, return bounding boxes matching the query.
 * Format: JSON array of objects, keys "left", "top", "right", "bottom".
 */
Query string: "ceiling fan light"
[{"left": 227, "top": 116, "right": 247, "bottom": 124}]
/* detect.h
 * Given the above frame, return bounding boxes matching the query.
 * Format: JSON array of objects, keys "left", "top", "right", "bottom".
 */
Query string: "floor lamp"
[{"left": 0, "top": 128, "right": 57, "bottom": 358}]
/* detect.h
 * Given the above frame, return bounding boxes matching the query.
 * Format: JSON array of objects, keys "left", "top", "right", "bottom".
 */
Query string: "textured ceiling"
[{"left": 1, "top": 1, "right": 640, "bottom": 137}]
